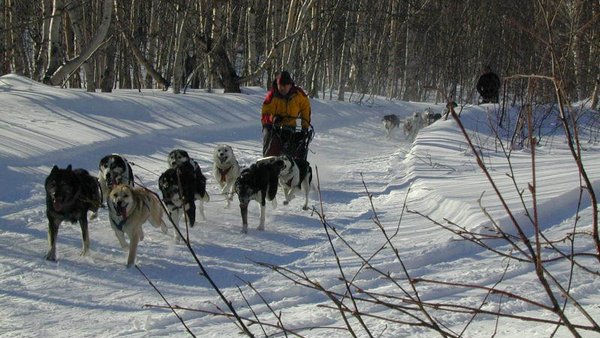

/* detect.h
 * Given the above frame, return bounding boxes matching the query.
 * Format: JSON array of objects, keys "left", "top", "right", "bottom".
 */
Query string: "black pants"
[
  {"left": 262, "top": 126, "right": 283, "bottom": 157},
  {"left": 263, "top": 126, "right": 308, "bottom": 159}
]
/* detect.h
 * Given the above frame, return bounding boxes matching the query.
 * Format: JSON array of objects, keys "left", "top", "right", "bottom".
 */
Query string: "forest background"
[{"left": 1, "top": 0, "right": 599, "bottom": 105}]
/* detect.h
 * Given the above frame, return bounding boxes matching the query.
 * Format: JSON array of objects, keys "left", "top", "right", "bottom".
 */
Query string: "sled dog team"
[
  {"left": 382, "top": 109, "right": 442, "bottom": 141},
  {"left": 44, "top": 146, "right": 313, "bottom": 267}
]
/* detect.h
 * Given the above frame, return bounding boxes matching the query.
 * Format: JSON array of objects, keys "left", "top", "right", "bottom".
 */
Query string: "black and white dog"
[
  {"left": 278, "top": 154, "right": 313, "bottom": 210},
  {"left": 234, "top": 156, "right": 285, "bottom": 233},
  {"left": 98, "top": 154, "right": 134, "bottom": 205},
  {"left": 212, "top": 144, "right": 241, "bottom": 207},
  {"left": 44, "top": 165, "right": 101, "bottom": 261},
  {"left": 382, "top": 114, "right": 401, "bottom": 139},
  {"left": 160, "top": 149, "right": 209, "bottom": 241}
]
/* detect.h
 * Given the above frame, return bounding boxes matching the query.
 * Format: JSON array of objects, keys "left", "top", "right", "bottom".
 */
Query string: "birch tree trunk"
[
  {"left": 43, "top": 0, "right": 64, "bottom": 84},
  {"left": 34, "top": 0, "right": 52, "bottom": 79},
  {"left": 336, "top": 3, "right": 351, "bottom": 101},
  {"left": 171, "top": 3, "right": 190, "bottom": 94},
  {"left": 387, "top": 0, "right": 401, "bottom": 99},
  {"left": 206, "top": 4, "right": 241, "bottom": 93},
  {"left": 114, "top": 0, "right": 169, "bottom": 90},
  {"left": 64, "top": 0, "right": 92, "bottom": 90},
  {"left": 402, "top": 1, "right": 419, "bottom": 101},
  {"left": 100, "top": 38, "right": 116, "bottom": 92},
  {"left": 569, "top": 1, "right": 588, "bottom": 101},
  {"left": 246, "top": 2, "right": 258, "bottom": 80},
  {"left": 45, "top": 0, "right": 113, "bottom": 88}
]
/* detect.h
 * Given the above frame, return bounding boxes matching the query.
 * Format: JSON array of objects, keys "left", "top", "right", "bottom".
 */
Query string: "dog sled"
[{"left": 265, "top": 116, "right": 314, "bottom": 161}]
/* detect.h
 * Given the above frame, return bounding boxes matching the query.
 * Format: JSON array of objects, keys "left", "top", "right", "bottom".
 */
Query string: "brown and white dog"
[
  {"left": 212, "top": 144, "right": 241, "bottom": 207},
  {"left": 107, "top": 184, "right": 167, "bottom": 267}
]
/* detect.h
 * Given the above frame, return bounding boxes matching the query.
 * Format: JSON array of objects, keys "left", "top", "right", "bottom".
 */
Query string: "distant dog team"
[{"left": 382, "top": 109, "right": 442, "bottom": 141}]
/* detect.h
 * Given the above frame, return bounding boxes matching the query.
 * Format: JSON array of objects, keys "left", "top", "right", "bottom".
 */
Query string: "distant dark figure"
[{"left": 476, "top": 66, "right": 501, "bottom": 104}]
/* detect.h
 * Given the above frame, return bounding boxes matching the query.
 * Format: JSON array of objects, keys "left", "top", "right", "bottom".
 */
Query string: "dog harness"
[
  {"left": 283, "top": 161, "right": 308, "bottom": 189},
  {"left": 110, "top": 197, "right": 151, "bottom": 231},
  {"left": 218, "top": 166, "right": 232, "bottom": 183}
]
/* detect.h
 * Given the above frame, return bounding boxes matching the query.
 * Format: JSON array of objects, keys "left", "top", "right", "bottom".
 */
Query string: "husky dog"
[
  {"left": 382, "top": 114, "right": 401, "bottom": 139},
  {"left": 107, "top": 184, "right": 168, "bottom": 267},
  {"left": 424, "top": 108, "right": 442, "bottom": 125},
  {"left": 234, "top": 156, "right": 285, "bottom": 233},
  {"left": 44, "top": 165, "right": 101, "bottom": 261},
  {"left": 159, "top": 161, "right": 208, "bottom": 242},
  {"left": 278, "top": 154, "right": 313, "bottom": 210},
  {"left": 98, "top": 154, "right": 134, "bottom": 205},
  {"left": 403, "top": 112, "right": 427, "bottom": 141},
  {"left": 167, "top": 149, "right": 209, "bottom": 202},
  {"left": 212, "top": 144, "right": 241, "bottom": 207}
]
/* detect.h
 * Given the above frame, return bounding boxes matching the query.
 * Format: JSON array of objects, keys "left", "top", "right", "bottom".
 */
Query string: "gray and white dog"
[
  {"left": 382, "top": 114, "right": 401, "bottom": 139},
  {"left": 98, "top": 154, "right": 134, "bottom": 205}
]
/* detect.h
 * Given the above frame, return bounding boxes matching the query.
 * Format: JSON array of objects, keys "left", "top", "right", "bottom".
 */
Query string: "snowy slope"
[{"left": 1, "top": 74, "right": 599, "bottom": 337}]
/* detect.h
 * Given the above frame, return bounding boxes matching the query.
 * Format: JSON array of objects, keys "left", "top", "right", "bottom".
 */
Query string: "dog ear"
[
  {"left": 51, "top": 165, "right": 59, "bottom": 173},
  {"left": 66, "top": 164, "right": 72, "bottom": 171},
  {"left": 276, "top": 159, "right": 285, "bottom": 170}
]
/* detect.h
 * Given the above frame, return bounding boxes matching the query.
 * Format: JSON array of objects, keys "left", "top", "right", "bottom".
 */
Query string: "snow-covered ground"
[{"left": 1, "top": 74, "right": 599, "bottom": 337}]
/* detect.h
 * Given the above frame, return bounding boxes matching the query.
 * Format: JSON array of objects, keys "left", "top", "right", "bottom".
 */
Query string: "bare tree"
[
  {"left": 43, "top": 0, "right": 113, "bottom": 89},
  {"left": 0, "top": 0, "right": 599, "bottom": 103}
]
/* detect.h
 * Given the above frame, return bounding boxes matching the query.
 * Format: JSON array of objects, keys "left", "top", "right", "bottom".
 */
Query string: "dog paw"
[
  {"left": 283, "top": 200, "right": 289, "bottom": 205},
  {"left": 302, "top": 205, "right": 309, "bottom": 211},
  {"left": 44, "top": 252, "right": 57, "bottom": 262},
  {"left": 257, "top": 225, "right": 264, "bottom": 231}
]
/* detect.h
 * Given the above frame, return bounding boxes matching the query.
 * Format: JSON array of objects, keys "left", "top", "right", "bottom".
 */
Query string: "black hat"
[{"left": 277, "top": 71, "right": 293, "bottom": 85}]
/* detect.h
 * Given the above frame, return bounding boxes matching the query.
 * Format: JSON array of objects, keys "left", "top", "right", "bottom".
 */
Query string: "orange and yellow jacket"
[{"left": 261, "top": 85, "right": 311, "bottom": 129}]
